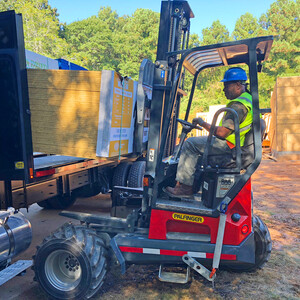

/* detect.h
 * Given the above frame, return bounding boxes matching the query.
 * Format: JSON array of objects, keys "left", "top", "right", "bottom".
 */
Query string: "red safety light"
[
  {"left": 29, "top": 168, "right": 34, "bottom": 179},
  {"left": 241, "top": 224, "right": 249, "bottom": 235},
  {"left": 35, "top": 168, "right": 55, "bottom": 178},
  {"left": 143, "top": 177, "right": 149, "bottom": 187}
]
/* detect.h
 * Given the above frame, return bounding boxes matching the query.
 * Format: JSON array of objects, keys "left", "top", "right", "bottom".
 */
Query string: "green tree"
[
  {"left": 64, "top": 7, "right": 119, "bottom": 70},
  {"left": 232, "top": 13, "right": 264, "bottom": 40},
  {"left": 188, "top": 33, "right": 201, "bottom": 48},
  {"left": 262, "top": 0, "right": 300, "bottom": 76},
  {"left": 253, "top": 0, "right": 300, "bottom": 107},
  {"left": 0, "top": 0, "right": 68, "bottom": 58},
  {"left": 115, "top": 9, "right": 159, "bottom": 79},
  {"left": 65, "top": 7, "right": 159, "bottom": 78},
  {"left": 201, "top": 20, "right": 230, "bottom": 45}
]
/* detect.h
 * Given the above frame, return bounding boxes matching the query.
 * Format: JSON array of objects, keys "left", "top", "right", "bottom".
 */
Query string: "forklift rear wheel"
[
  {"left": 225, "top": 215, "right": 272, "bottom": 272},
  {"left": 34, "top": 224, "right": 107, "bottom": 300}
]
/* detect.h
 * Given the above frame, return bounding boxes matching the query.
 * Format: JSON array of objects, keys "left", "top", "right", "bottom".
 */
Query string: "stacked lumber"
[
  {"left": 269, "top": 76, "right": 300, "bottom": 160},
  {"left": 27, "top": 69, "right": 137, "bottom": 158}
]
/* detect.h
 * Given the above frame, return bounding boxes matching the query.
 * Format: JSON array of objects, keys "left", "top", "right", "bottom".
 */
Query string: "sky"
[{"left": 48, "top": 0, "right": 275, "bottom": 35}]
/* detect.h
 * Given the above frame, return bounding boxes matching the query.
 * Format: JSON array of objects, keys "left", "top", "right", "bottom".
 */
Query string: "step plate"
[
  {"left": 156, "top": 198, "right": 215, "bottom": 215},
  {"left": 158, "top": 264, "right": 190, "bottom": 284},
  {"left": 0, "top": 260, "right": 33, "bottom": 286}
]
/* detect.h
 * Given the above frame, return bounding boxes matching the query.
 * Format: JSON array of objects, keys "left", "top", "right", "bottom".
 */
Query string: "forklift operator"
[{"left": 165, "top": 67, "right": 253, "bottom": 197}]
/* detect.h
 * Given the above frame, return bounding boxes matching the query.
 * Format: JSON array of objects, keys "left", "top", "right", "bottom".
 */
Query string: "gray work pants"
[{"left": 176, "top": 136, "right": 232, "bottom": 186}]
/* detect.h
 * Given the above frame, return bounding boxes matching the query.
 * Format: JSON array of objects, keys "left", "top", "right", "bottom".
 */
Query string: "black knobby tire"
[
  {"left": 128, "top": 161, "right": 146, "bottom": 188},
  {"left": 252, "top": 215, "right": 272, "bottom": 270},
  {"left": 33, "top": 224, "right": 108, "bottom": 299},
  {"left": 111, "top": 163, "right": 132, "bottom": 206},
  {"left": 226, "top": 215, "right": 272, "bottom": 272}
]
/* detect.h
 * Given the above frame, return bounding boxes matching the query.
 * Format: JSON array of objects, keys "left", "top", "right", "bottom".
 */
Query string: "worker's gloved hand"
[{"left": 192, "top": 117, "right": 205, "bottom": 127}]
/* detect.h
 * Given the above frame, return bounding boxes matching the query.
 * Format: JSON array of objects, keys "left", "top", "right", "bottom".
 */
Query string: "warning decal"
[
  {"left": 172, "top": 213, "right": 204, "bottom": 224},
  {"left": 15, "top": 161, "right": 24, "bottom": 169}
]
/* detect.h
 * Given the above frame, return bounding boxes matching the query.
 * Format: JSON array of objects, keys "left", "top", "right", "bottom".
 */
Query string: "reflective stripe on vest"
[{"left": 219, "top": 92, "right": 253, "bottom": 146}]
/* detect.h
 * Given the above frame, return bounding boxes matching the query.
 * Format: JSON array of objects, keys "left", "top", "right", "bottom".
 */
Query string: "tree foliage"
[
  {"left": 61, "top": 7, "right": 159, "bottom": 79},
  {"left": 201, "top": 20, "right": 230, "bottom": 45},
  {"left": 0, "top": 0, "right": 298, "bottom": 112},
  {"left": 115, "top": 9, "right": 159, "bottom": 79},
  {"left": 0, "top": 0, "right": 68, "bottom": 58},
  {"left": 261, "top": 0, "right": 300, "bottom": 76},
  {"left": 232, "top": 13, "right": 263, "bottom": 40},
  {"left": 63, "top": 7, "right": 120, "bottom": 71}
]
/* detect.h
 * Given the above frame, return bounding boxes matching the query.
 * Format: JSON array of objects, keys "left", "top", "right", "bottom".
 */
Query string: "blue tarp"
[{"left": 56, "top": 58, "right": 87, "bottom": 71}]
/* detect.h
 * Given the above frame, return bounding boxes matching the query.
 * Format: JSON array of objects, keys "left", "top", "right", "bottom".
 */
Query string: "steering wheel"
[{"left": 177, "top": 118, "right": 203, "bottom": 131}]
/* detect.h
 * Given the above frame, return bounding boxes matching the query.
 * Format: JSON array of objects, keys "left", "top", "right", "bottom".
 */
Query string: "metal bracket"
[
  {"left": 218, "top": 196, "right": 231, "bottom": 212},
  {"left": 182, "top": 255, "right": 216, "bottom": 282},
  {"left": 212, "top": 212, "right": 227, "bottom": 270},
  {"left": 153, "top": 84, "right": 172, "bottom": 91},
  {"left": 110, "top": 237, "right": 126, "bottom": 274}
]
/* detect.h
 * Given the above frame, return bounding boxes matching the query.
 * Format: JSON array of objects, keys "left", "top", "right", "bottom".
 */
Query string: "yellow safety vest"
[{"left": 219, "top": 92, "right": 253, "bottom": 146}]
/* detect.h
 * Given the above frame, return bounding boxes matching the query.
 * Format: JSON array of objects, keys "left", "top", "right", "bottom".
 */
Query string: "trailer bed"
[{"left": 33, "top": 155, "right": 86, "bottom": 171}]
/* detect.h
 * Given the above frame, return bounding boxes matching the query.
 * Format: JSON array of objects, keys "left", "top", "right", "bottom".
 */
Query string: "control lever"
[{"left": 173, "top": 119, "right": 203, "bottom": 161}]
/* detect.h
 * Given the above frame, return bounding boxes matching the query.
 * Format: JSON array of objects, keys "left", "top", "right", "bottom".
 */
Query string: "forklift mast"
[{"left": 145, "top": 0, "right": 194, "bottom": 180}]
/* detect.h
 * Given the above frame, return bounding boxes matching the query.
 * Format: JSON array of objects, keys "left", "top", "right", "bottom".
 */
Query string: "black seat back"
[{"left": 241, "top": 118, "right": 266, "bottom": 168}]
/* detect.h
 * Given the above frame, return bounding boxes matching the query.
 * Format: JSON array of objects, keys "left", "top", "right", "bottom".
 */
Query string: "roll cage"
[{"left": 146, "top": 36, "right": 273, "bottom": 212}]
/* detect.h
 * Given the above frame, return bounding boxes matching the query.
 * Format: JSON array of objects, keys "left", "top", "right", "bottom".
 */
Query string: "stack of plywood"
[
  {"left": 269, "top": 76, "right": 300, "bottom": 160},
  {"left": 27, "top": 69, "right": 137, "bottom": 159}
]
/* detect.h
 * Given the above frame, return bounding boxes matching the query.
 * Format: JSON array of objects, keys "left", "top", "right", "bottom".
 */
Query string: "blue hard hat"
[{"left": 220, "top": 67, "right": 247, "bottom": 82}]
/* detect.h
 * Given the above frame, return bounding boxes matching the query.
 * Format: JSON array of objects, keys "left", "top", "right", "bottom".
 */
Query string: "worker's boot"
[{"left": 164, "top": 182, "right": 193, "bottom": 198}]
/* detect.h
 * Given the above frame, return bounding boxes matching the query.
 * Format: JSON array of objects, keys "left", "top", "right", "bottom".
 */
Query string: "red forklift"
[{"left": 33, "top": 1, "right": 273, "bottom": 299}]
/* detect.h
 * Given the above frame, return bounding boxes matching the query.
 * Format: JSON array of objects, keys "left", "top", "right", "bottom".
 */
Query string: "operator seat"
[
  {"left": 205, "top": 118, "right": 266, "bottom": 169},
  {"left": 193, "top": 119, "right": 266, "bottom": 192}
]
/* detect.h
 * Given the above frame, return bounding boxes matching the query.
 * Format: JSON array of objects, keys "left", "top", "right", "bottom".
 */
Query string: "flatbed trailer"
[
  {"left": 0, "top": 10, "right": 151, "bottom": 211},
  {"left": 2, "top": 154, "right": 137, "bottom": 210}
]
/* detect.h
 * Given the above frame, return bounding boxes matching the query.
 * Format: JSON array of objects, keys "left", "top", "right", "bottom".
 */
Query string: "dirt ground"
[
  {"left": 1, "top": 159, "right": 299, "bottom": 300},
  {"left": 97, "top": 159, "right": 300, "bottom": 300}
]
